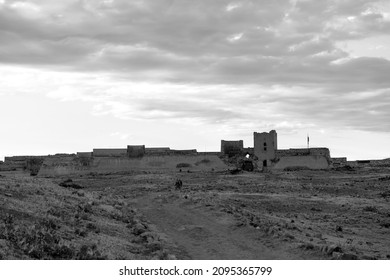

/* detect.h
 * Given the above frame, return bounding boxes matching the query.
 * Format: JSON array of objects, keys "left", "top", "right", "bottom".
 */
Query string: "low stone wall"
[
  {"left": 77, "top": 152, "right": 93, "bottom": 158},
  {"left": 330, "top": 157, "right": 347, "bottom": 167},
  {"left": 368, "top": 159, "right": 390, "bottom": 167},
  {"left": 347, "top": 159, "right": 390, "bottom": 168},
  {"left": 273, "top": 155, "right": 329, "bottom": 170}
]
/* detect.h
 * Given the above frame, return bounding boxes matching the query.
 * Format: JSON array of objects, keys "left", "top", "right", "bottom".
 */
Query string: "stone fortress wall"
[
  {"left": 276, "top": 148, "right": 330, "bottom": 158},
  {"left": 38, "top": 154, "right": 229, "bottom": 177},
  {"left": 273, "top": 155, "right": 330, "bottom": 170},
  {"left": 6, "top": 129, "right": 388, "bottom": 175},
  {"left": 93, "top": 149, "right": 128, "bottom": 157}
]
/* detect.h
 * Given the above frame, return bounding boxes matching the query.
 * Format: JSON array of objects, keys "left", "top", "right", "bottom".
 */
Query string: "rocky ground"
[{"left": 1, "top": 166, "right": 390, "bottom": 259}]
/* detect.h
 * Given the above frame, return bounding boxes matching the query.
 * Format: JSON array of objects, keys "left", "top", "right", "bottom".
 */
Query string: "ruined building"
[
  {"left": 254, "top": 130, "right": 277, "bottom": 167},
  {"left": 221, "top": 130, "right": 332, "bottom": 170},
  {"left": 252, "top": 130, "right": 330, "bottom": 169},
  {"left": 220, "top": 140, "right": 243, "bottom": 157}
]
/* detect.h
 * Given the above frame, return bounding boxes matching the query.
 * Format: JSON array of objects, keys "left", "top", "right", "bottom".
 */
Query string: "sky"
[{"left": 1, "top": 0, "right": 390, "bottom": 161}]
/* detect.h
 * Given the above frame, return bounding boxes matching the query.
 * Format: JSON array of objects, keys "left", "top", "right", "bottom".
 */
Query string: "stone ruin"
[
  {"left": 221, "top": 130, "right": 335, "bottom": 170},
  {"left": 1, "top": 129, "right": 364, "bottom": 175}
]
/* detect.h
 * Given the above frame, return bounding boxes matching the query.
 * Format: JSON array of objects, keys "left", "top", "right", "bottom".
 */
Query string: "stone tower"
[
  {"left": 254, "top": 130, "right": 277, "bottom": 167},
  {"left": 220, "top": 140, "right": 244, "bottom": 156}
]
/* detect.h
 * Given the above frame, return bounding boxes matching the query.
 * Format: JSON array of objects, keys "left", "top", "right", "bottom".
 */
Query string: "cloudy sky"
[{"left": 1, "top": 0, "right": 390, "bottom": 161}]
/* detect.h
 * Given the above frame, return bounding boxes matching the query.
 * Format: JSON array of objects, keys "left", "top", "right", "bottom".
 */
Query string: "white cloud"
[
  {"left": 226, "top": 3, "right": 242, "bottom": 12},
  {"left": 227, "top": 32, "right": 244, "bottom": 42},
  {"left": 110, "top": 132, "right": 131, "bottom": 140}
]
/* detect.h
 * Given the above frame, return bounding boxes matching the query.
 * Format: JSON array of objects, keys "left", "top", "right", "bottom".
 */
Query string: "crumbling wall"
[
  {"left": 242, "top": 147, "right": 254, "bottom": 156},
  {"left": 26, "top": 157, "right": 45, "bottom": 175},
  {"left": 221, "top": 140, "right": 244, "bottom": 157},
  {"left": 254, "top": 130, "right": 277, "bottom": 167},
  {"left": 93, "top": 149, "right": 127, "bottom": 157},
  {"left": 145, "top": 147, "right": 171, "bottom": 155},
  {"left": 95, "top": 155, "right": 228, "bottom": 172},
  {"left": 4, "top": 156, "right": 29, "bottom": 169},
  {"left": 127, "top": 145, "right": 145, "bottom": 158},
  {"left": 3, "top": 156, "right": 47, "bottom": 171},
  {"left": 38, "top": 156, "right": 96, "bottom": 176},
  {"left": 348, "top": 159, "right": 390, "bottom": 168},
  {"left": 330, "top": 157, "right": 347, "bottom": 167},
  {"left": 276, "top": 148, "right": 330, "bottom": 158},
  {"left": 273, "top": 155, "right": 329, "bottom": 170},
  {"left": 309, "top": 148, "right": 330, "bottom": 158},
  {"left": 367, "top": 159, "right": 390, "bottom": 167},
  {"left": 38, "top": 155, "right": 229, "bottom": 176}
]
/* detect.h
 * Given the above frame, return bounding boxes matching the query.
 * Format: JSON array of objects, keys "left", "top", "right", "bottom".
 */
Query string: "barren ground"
[{"left": 1, "top": 167, "right": 390, "bottom": 260}]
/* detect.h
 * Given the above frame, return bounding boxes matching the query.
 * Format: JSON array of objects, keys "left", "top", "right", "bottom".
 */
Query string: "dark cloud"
[{"left": 1, "top": 0, "right": 390, "bottom": 133}]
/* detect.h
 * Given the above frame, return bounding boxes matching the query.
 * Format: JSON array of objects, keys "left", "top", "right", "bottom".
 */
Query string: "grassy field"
[{"left": 1, "top": 166, "right": 390, "bottom": 259}]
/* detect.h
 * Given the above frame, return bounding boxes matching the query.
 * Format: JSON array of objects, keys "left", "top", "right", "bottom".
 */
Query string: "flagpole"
[{"left": 307, "top": 134, "right": 309, "bottom": 149}]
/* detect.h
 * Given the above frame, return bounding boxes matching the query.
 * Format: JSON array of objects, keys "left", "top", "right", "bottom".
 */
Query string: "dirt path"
[{"left": 134, "top": 193, "right": 301, "bottom": 260}]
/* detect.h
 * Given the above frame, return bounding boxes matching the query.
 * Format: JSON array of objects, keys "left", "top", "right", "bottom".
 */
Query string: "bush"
[
  {"left": 76, "top": 244, "right": 106, "bottom": 260},
  {"left": 176, "top": 163, "right": 191, "bottom": 168},
  {"left": 362, "top": 206, "right": 379, "bottom": 213},
  {"left": 26, "top": 158, "right": 44, "bottom": 176},
  {"left": 0, "top": 214, "right": 105, "bottom": 259},
  {"left": 77, "top": 157, "right": 92, "bottom": 167},
  {"left": 283, "top": 166, "right": 310, "bottom": 171},
  {"left": 195, "top": 159, "right": 211, "bottom": 166}
]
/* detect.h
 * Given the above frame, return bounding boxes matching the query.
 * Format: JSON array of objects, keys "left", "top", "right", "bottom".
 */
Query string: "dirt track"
[{"left": 135, "top": 193, "right": 298, "bottom": 259}]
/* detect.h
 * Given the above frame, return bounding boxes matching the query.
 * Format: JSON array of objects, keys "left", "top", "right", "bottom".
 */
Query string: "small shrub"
[
  {"left": 284, "top": 166, "right": 310, "bottom": 171},
  {"left": 82, "top": 204, "right": 93, "bottom": 213},
  {"left": 195, "top": 159, "right": 211, "bottom": 166},
  {"left": 78, "top": 157, "right": 92, "bottom": 167},
  {"left": 74, "top": 228, "right": 88, "bottom": 237},
  {"left": 379, "top": 191, "right": 390, "bottom": 198},
  {"left": 363, "top": 206, "right": 379, "bottom": 213},
  {"left": 299, "top": 243, "right": 315, "bottom": 250},
  {"left": 86, "top": 223, "right": 100, "bottom": 233},
  {"left": 379, "top": 221, "right": 390, "bottom": 228},
  {"left": 26, "top": 158, "right": 44, "bottom": 176},
  {"left": 51, "top": 245, "right": 75, "bottom": 259},
  {"left": 47, "top": 208, "right": 68, "bottom": 219},
  {"left": 76, "top": 244, "right": 107, "bottom": 260},
  {"left": 59, "top": 179, "right": 83, "bottom": 189},
  {"left": 176, "top": 163, "right": 191, "bottom": 168}
]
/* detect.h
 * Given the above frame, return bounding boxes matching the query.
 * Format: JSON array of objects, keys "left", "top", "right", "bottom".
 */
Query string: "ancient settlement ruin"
[{"left": 0, "top": 130, "right": 361, "bottom": 176}]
